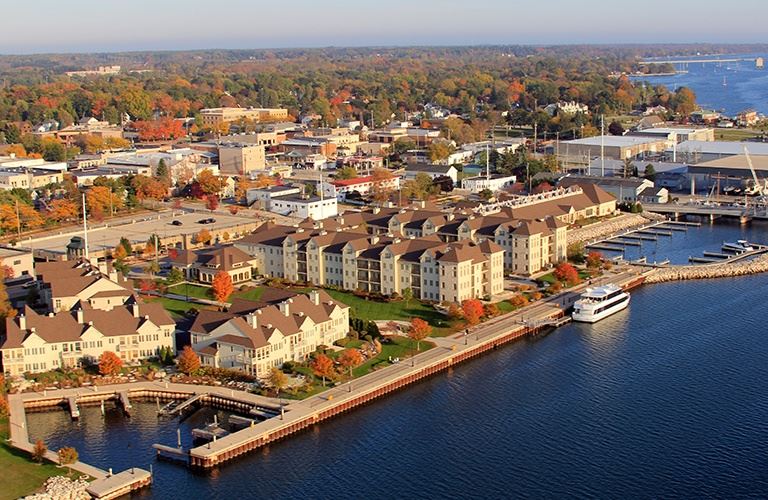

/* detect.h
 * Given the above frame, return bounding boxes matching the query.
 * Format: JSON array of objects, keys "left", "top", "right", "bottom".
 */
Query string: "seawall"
[{"left": 645, "top": 253, "right": 768, "bottom": 283}]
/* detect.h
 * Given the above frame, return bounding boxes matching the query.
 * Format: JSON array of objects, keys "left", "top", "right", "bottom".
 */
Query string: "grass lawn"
[
  {"left": 147, "top": 297, "right": 205, "bottom": 319},
  {"left": 714, "top": 129, "right": 761, "bottom": 141},
  {"left": 537, "top": 272, "right": 556, "bottom": 285},
  {"left": 495, "top": 300, "right": 517, "bottom": 314},
  {"left": 0, "top": 418, "right": 70, "bottom": 500},
  {"left": 233, "top": 287, "right": 266, "bottom": 301},
  {"left": 167, "top": 283, "right": 211, "bottom": 300},
  {"left": 323, "top": 290, "right": 450, "bottom": 329}
]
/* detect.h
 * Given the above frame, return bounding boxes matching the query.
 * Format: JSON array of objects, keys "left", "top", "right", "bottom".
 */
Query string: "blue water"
[
  {"left": 26, "top": 222, "right": 768, "bottom": 498},
  {"left": 631, "top": 53, "right": 768, "bottom": 116}
]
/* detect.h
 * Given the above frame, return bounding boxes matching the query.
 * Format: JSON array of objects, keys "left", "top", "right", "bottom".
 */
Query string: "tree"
[
  {"left": 479, "top": 188, "right": 494, "bottom": 201},
  {"left": 428, "top": 141, "right": 455, "bottom": 162},
  {"left": 586, "top": 251, "right": 603, "bottom": 269},
  {"left": 268, "top": 367, "right": 288, "bottom": 395},
  {"left": 166, "top": 267, "right": 184, "bottom": 284},
  {"left": 335, "top": 165, "right": 357, "bottom": 180},
  {"left": 32, "top": 439, "right": 47, "bottom": 463},
  {"left": 195, "top": 228, "right": 212, "bottom": 245},
  {"left": 483, "top": 303, "right": 500, "bottom": 318},
  {"left": 370, "top": 167, "right": 395, "bottom": 203},
  {"left": 119, "top": 237, "right": 133, "bottom": 256},
  {"left": 408, "top": 317, "right": 432, "bottom": 351},
  {"left": 0, "top": 281, "right": 16, "bottom": 321},
  {"left": 132, "top": 175, "right": 167, "bottom": 202},
  {"left": 461, "top": 299, "right": 484, "bottom": 326},
  {"left": 205, "top": 194, "right": 219, "bottom": 212},
  {"left": 98, "top": 351, "right": 123, "bottom": 376},
  {"left": 643, "top": 164, "right": 656, "bottom": 182},
  {"left": 310, "top": 353, "right": 334, "bottom": 386},
  {"left": 554, "top": 262, "right": 580, "bottom": 286},
  {"left": 608, "top": 121, "right": 625, "bottom": 136},
  {"left": 195, "top": 169, "right": 222, "bottom": 196},
  {"left": 338, "top": 348, "right": 363, "bottom": 378},
  {"left": 48, "top": 199, "right": 78, "bottom": 222},
  {"left": 58, "top": 447, "right": 79, "bottom": 470},
  {"left": 87, "top": 186, "right": 123, "bottom": 217},
  {"left": 212, "top": 271, "right": 234, "bottom": 302},
  {"left": 401, "top": 287, "right": 413, "bottom": 307},
  {"left": 177, "top": 346, "right": 201, "bottom": 375}
]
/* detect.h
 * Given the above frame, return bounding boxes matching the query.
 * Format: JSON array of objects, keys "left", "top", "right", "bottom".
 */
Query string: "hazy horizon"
[{"left": 1, "top": 0, "right": 766, "bottom": 55}]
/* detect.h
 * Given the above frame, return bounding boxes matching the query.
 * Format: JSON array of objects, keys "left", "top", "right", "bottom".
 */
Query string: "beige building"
[
  {"left": 169, "top": 246, "right": 257, "bottom": 285},
  {"left": 200, "top": 108, "right": 289, "bottom": 128},
  {"left": 0, "top": 247, "right": 34, "bottom": 278},
  {"left": 35, "top": 260, "right": 134, "bottom": 313},
  {"left": 1, "top": 302, "right": 175, "bottom": 376},
  {"left": 190, "top": 289, "right": 349, "bottom": 377},
  {"left": 218, "top": 143, "right": 267, "bottom": 175}
]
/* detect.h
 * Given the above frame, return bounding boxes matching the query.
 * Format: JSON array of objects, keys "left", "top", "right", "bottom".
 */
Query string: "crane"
[{"left": 742, "top": 146, "right": 767, "bottom": 199}]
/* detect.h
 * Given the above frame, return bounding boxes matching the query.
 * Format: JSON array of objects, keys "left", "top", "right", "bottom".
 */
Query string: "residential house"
[{"left": 170, "top": 246, "right": 257, "bottom": 285}]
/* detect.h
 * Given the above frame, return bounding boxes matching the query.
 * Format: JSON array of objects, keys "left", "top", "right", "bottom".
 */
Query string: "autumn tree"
[
  {"left": 212, "top": 271, "right": 234, "bottom": 302},
  {"left": 205, "top": 194, "right": 219, "bottom": 212},
  {"left": 0, "top": 281, "right": 17, "bottom": 321},
  {"left": 177, "top": 346, "right": 201, "bottom": 375},
  {"left": 195, "top": 169, "right": 222, "bottom": 196},
  {"left": 461, "top": 298, "right": 484, "bottom": 326},
  {"left": 554, "top": 262, "right": 580, "bottom": 286},
  {"left": 428, "top": 141, "right": 455, "bottom": 162},
  {"left": 408, "top": 317, "right": 432, "bottom": 351},
  {"left": 58, "top": 447, "right": 79, "bottom": 470},
  {"left": 334, "top": 166, "right": 357, "bottom": 180},
  {"left": 483, "top": 303, "right": 500, "bottom": 318},
  {"left": 131, "top": 175, "right": 167, "bottom": 202},
  {"left": 234, "top": 178, "right": 252, "bottom": 204},
  {"left": 86, "top": 186, "right": 123, "bottom": 217},
  {"left": 268, "top": 367, "right": 288, "bottom": 395},
  {"left": 98, "top": 351, "right": 123, "bottom": 376},
  {"left": 310, "top": 353, "right": 335, "bottom": 386},
  {"left": 338, "top": 348, "right": 364, "bottom": 378},
  {"left": 586, "top": 251, "right": 603, "bottom": 269},
  {"left": 48, "top": 199, "right": 78, "bottom": 222},
  {"left": 0, "top": 202, "right": 44, "bottom": 233},
  {"left": 195, "top": 228, "right": 212, "bottom": 245},
  {"left": 32, "top": 439, "right": 47, "bottom": 463},
  {"left": 371, "top": 167, "right": 395, "bottom": 203},
  {"left": 253, "top": 173, "right": 275, "bottom": 189}
]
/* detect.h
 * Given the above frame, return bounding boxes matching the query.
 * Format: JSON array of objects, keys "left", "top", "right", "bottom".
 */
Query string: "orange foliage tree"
[
  {"left": 586, "top": 251, "right": 603, "bottom": 269},
  {"left": 195, "top": 228, "right": 212, "bottom": 245},
  {"left": 408, "top": 317, "right": 432, "bottom": 351},
  {"left": 98, "top": 351, "right": 123, "bottom": 376},
  {"left": 0, "top": 203, "right": 43, "bottom": 233},
  {"left": 212, "top": 271, "right": 234, "bottom": 302},
  {"left": 461, "top": 299, "right": 484, "bottom": 326},
  {"left": 554, "top": 262, "right": 580, "bottom": 286},
  {"left": 133, "top": 117, "right": 186, "bottom": 141},
  {"left": 310, "top": 353, "right": 335, "bottom": 386},
  {"left": 337, "top": 348, "right": 363, "bottom": 377},
  {"left": 131, "top": 175, "right": 167, "bottom": 201},
  {"left": 86, "top": 186, "right": 123, "bottom": 217},
  {"left": 48, "top": 199, "right": 78, "bottom": 222},
  {"left": 177, "top": 346, "right": 201, "bottom": 375}
]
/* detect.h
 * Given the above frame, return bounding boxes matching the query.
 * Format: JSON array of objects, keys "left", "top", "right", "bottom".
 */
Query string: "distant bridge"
[{"left": 644, "top": 202, "right": 768, "bottom": 221}]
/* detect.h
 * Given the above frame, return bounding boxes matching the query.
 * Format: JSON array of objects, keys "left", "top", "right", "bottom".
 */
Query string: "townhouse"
[
  {"left": 169, "top": 245, "right": 257, "bottom": 285},
  {"left": 190, "top": 289, "right": 349, "bottom": 377},
  {"left": 35, "top": 259, "right": 135, "bottom": 313}
]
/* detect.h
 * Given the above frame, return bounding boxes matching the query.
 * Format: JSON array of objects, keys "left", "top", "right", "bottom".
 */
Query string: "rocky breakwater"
[
  {"left": 23, "top": 476, "right": 90, "bottom": 500},
  {"left": 568, "top": 212, "right": 664, "bottom": 246},
  {"left": 645, "top": 253, "right": 768, "bottom": 283}
]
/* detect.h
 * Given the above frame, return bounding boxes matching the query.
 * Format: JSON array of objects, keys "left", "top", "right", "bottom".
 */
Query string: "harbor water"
[{"left": 27, "top": 222, "right": 768, "bottom": 498}]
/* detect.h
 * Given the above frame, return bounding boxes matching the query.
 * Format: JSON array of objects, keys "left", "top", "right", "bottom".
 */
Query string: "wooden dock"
[
  {"left": 86, "top": 468, "right": 152, "bottom": 499},
  {"left": 67, "top": 396, "right": 79, "bottom": 420}
]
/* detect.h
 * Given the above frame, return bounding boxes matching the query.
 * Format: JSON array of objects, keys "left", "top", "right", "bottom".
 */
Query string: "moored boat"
[{"left": 572, "top": 284, "right": 630, "bottom": 323}]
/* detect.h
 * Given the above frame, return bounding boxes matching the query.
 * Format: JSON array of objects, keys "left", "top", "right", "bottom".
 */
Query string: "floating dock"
[
  {"left": 67, "top": 396, "right": 79, "bottom": 420},
  {"left": 192, "top": 422, "right": 230, "bottom": 442}
]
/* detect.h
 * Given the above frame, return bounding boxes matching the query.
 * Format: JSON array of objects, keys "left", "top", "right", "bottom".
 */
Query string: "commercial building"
[
  {"left": 0, "top": 168, "right": 63, "bottom": 190},
  {"left": 190, "top": 289, "right": 349, "bottom": 377},
  {"left": 199, "top": 108, "right": 289, "bottom": 128},
  {"left": 0, "top": 301, "right": 175, "bottom": 376},
  {"left": 628, "top": 127, "right": 714, "bottom": 144},
  {"left": 218, "top": 143, "right": 266, "bottom": 176},
  {"left": 169, "top": 245, "right": 257, "bottom": 285},
  {"left": 559, "top": 176, "right": 657, "bottom": 203},
  {"left": 462, "top": 174, "right": 517, "bottom": 193},
  {"left": 558, "top": 136, "right": 668, "bottom": 160},
  {"left": 670, "top": 141, "right": 768, "bottom": 163},
  {"left": 322, "top": 175, "right": 400, "bottom": 201},
  {"left": 403, "top": 164, "right": 459, "bottom": 184}
]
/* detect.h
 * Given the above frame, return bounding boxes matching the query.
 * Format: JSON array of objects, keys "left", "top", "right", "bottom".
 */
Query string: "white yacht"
[
  {"left": 572, "top": 284, "right": 630, "bottom": 323},
  {"left": 722, "top": 240, "right": 754, "bottom": 253}
]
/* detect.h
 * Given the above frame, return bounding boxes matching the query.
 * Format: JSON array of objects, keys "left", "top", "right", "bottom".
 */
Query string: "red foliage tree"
[
  {"left": 133, "top": 117, "right": 186, "bottom": 141},
  {"left": 139, "top": 279, "right": 157, "bottom": 294},
  {"left": 554, "top": 262, "right": 580, "bottom": 286},
  {"left": 586, "top": 251, "right": 603, "bottom": 269},
  {"left": 205, "top": 194, "right": 219, "bottom": 212},
  {"left": 461, "top": 299, "right": 484, "bottom": 326},
  {"left": 310, "top": 353, "right": 335, "bottom": 386},
  {"left": 408, "top": 317, "right": 432, "bottom": 351},
  {"left": 98, "top": 351, "right": 123, "bottom": 376},
  {"left": 177, "top": 346, "right": 201, "bottom": 375}
]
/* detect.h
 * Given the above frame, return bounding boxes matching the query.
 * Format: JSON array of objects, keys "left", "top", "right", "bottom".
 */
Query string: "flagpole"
[{"left": 82, "top": 193, "right": 89, "bottom": 260}]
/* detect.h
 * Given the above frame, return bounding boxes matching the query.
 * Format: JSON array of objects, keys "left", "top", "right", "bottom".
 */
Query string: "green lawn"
[
  {"left": 714, "top": 128, "right": 761, "bottom": 141},
  {"left": 323, "top": 290, "right": 449, "bottom": 328},
  {"left": 495, "top": 300, "right": 517, "bottom": 314},
  {"left": 233, "top": 287, "right": 266, "bottom": 301},
  {"left": 167, "top": 283, "right": 211, "bottom": 300},
  {"left": 147, "top": 297, "right": 204, "bottom": 319},
  {"left": 0, "top": 418, "right": 70, "bottom": 500}
]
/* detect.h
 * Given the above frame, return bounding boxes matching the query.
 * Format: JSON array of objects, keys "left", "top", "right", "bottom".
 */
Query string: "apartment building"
[
  {"left": 190, "top": 289, "right": 349, "bottom": 377},
  {"left": 200, "top": 107, "right": 289, "bottom": 127},
  {"left": 0, "top": 302, "right": 175, "bottom": 376},
  {"left": 35, "top": 259, "right": 134, "bottom": 313},
  {"left": 0, "top": 247, "right": 34, "bottom": 279},
  {"left": 218, "top": 143, "right": 266, "bottom": 175}
]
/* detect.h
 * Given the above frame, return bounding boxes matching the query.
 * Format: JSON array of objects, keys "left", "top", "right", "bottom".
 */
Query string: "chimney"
[
  {"left": 131, "top": 303, "right": 140, "bottom": 318},
  {"left": 372, "top": 207, "right": 380, "bottom": 214},
  {"left": 393, "top": 238, "right": 401, "bottom": 244},
  {"left": 279, "top": 298, "right": 293, "bottom": 317},
  {"left": 447, "top": 213, "right": 455, "bottom": 221},
  {"left": 30, "top": 327, "right": 36, "bottom": 334},
  {"left": 247, "top": 312, "right": 258, "bottom": 329},
  {"left": 338, "top": 217, "right": 345, "bottom": 226},
  {"left": 18, "top": 314, "right": 25, "bottom": 330},
  {"left": 310, "top": 290, "right": 320, "bottom": 306},
  {"left": 76, "top": 309, "right": 84, "bottom": 323},
  {"left": 369, "top": 236, "right": 379, "bottom": 245}
]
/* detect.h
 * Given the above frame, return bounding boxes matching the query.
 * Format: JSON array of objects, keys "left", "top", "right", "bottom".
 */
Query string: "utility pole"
[
  {"left": 600, "top": 114, "right": 605, "bottom": 177},
  {"left": 82, "top": 193, "right": 89, "bottom": 260},
  {"left": 15, "top": 200, "right": 21, "bottom": 240}
]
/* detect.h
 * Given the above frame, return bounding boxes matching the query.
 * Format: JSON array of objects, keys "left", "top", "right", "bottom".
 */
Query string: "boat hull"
[{"left": 572, "top": 294, "right": 630, "bottom": 323}]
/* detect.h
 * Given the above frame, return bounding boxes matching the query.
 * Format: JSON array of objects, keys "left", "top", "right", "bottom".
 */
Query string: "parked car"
[
  {"left": 197, "top": 218, "right": 216, "bottom": 224},
  {"left": 170, "top": 220, "right": 183, "bottom": 226}
]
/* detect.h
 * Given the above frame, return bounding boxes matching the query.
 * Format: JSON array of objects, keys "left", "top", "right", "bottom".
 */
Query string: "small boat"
[
  {"left": 572, "top": 284, "right": 630, "bottom": 323},
  {"left": 722, "top": 240, "right": 754, "bottom": 253}
]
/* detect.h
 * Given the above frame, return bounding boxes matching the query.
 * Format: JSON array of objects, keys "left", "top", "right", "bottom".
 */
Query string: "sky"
[{"left": 2, "top": 0, "right": 767, "bottom": 54}]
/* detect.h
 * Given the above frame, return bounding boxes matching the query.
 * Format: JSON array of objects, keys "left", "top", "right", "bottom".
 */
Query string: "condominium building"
[
  {"left": 190, "top": 289, "right": 349, "bottom": 377},
  {"left": 0, "top": 302, "right": 175, "bottom": 376},
  {"left": 169, "top": 246, "right": 257, "bottom": 285},
  {"left": 35, "top": 260, "right": 135, "bottom": 313},
  {"left": 200, "top": 107, "right": 289, "bottom": 127}
]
